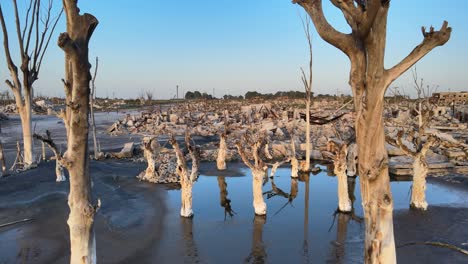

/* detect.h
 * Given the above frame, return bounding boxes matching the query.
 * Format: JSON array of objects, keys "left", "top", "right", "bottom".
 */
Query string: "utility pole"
[
  {"left": 176, "top": 85, "right": 179, "bottom": 99},
  {"left": 213, "top": 88, "right": 215, "bottom": 98}
]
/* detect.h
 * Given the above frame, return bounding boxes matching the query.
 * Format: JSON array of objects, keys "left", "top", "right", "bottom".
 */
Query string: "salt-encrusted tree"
[
  {"left": 0, "top": 0, "right": 62, "bottom": 168},
  {"left": 293, "top": 1, "right": 451, "bottom": 262},
  {"left": 33, "top": 130, "right": 66, "bottom": 182},
  {"left": 327, "top": 140, "right": 351, "bottom": 212},
  {"left": 387, "top": 131, "right": 438, "bottom": 210},
  {"left": 58, "top": 0, "right": 99, "bottom": 262},
  {"left": 169, "top": 132, "right": 200, "bottom": 217},
  {"left": 236, "top": 129, "right": 268, "bottom": 215},
  {"left": 216, "top": 130, "right": 227, "bottom": 170}
]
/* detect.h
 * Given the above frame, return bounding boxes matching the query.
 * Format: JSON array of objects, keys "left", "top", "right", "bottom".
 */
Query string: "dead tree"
[
  {"left": 58, "top": 1, "right": 99, "bottom": 263},
  {"left": 33, "top": 130, "right": 66, "bottom": 182},
  {"left": 216, "top": 130, "right": 227, "bottom": 170},
  {"left": 169, "top": 132, "right": 199, "bottom": 217},
  {"left": 0, "top": 141, "right": 6, "bottom": 177},
  {"left": 0, "top": 0, "right": 62, "bottom": 167},
  {"left": 294, "top": 1, "right": 451, "bottom": 262},
  {"left": 137, "top": 136, "right": 161, "bottom": 182},
  {"left": 90, "top": 56, "right": 103, "bottom": 160},
  {"left": 300, "top": 15, "right": 313, "bottom": 172},
  {"left": 387, "top": 131, "right": 438, "bottom": 210},
  {"left": 327, "top": 140, "right": 351, "bottom": 213},
  {"left": 236, "top": 130, "right": 268, "bottom": 215},
  {"left": 288, "top": 125, "right": 299, "bottom": 178}
]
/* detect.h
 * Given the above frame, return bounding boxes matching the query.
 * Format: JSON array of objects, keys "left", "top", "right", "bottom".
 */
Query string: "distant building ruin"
[{"left": 431, "top": 91, "right": 468, "bottom": 104}]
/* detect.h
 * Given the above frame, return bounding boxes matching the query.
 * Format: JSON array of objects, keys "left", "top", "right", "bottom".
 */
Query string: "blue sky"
[{"left": 0, "top": 0, "right": 467, "bottom": 99}]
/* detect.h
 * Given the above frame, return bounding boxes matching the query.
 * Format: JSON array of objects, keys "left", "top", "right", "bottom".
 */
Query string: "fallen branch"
[
  {"left": 0, "top": 218, "right": 33, "bottom": 229},
  {"left": 398, "top": 241, "right": 468, "bottom": 255}
]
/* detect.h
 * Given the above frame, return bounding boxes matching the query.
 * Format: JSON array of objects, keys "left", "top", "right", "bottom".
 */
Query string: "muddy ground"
[{"left": 0, "top": 112, "right": 467, "bottom": 263}]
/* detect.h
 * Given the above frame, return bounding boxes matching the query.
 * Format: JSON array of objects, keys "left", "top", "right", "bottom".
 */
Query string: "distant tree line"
[
  {"left": 185, "top": 91, "right": 214, "bottom": 100},
  {"left": 183, "top": 89, "right": 351, "bottom": 100},
  {"left": 244, "top": 90, "right": 347, "bottom": 100}
]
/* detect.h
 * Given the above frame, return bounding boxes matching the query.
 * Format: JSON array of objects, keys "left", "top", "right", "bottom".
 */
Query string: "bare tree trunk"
[
  {"left": 42, "top": 141, "right": 46, "bottom": 161},
  {"left": 0, "top": 1, "right": 62, "bottom": 169},
  {"left": 357, "top": 96, "right": 395, "bottom": 263},
  {"left": 216, "top": 132, "right": 227, "bottom": 170},
  {"left": 295, "top": 1, "right": 451, "bottom": 262},
  {"left": 252, "top": 168, "right": 267, "bottom": 215},
  {"left": 304, "top": 100, "right": 311, "bottom": 171},
  {"left": 58, "top": 1, "right": 99, "bottom": 263},
  {"left": 137, "top": 137, "right": 160, "bottom": 182},
  {"left": 34, "top": 131, "right": 66, "bottom": 182},
  {"left": 90, "top": 57, "right": 100, "bottom": 159},
  {"left": 236, "top": 131, "right": 268, "bottom": 216},
  {"left": 0, "top": 141, "right": 6, "bottom": 177},
  {"left": 290, "top": 135, "right": 299, "bottom": 178},
  {"left": 19, "top": 105, "right": 34, "bottom": 167},
  {"left": 170, "top": 133, "right": 198, "bottom": 218},
  {"left": 411, "top": 155, "right": 428, "bottom": 210},
  {"left": 329, "top": 140, "right": 351, "bottom": 212}
]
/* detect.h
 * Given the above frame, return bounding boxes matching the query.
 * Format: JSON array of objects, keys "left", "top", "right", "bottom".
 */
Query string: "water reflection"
[
  {"left": 217, "top": 176, "right": 235, "bottom": 219},
  {"left": 180, "top": 217, "right": 200, "bottom": 262},
  {"left": 302, "top": 172, "right": 311, "bottom": 264},
  {"left": 264, "top": 176, "right": 300, "bottom": 216},
  {"left": 245, "top": 215, "right": 267, "bottom": 264},
  {"left": 164, "top": 164, "right": 464, "bottom": 263},
  {"left": 327, "top": 176, "right": 363, "bottom": 264}
]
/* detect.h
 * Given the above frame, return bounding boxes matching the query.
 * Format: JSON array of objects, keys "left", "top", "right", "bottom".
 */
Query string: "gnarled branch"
[
  {"left": 385, "top": 21, "right": 452, "bottom": 86},
  {"left": 293, "top": 0, "right": 355, "bottom": 55}
]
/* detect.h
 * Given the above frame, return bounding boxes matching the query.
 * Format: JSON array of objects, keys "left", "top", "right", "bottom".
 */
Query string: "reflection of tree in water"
[
  {"left": 263, "top": 176, "right": 300, "bottom": 216},
  {"left": 217, "top": 176, "right": 235, "bottom": 219},
  {"left": 302, "top": 172, "right": 311, "bottom": 264},
  {"left": 180, "top": 217, "right": 201, "bottom": 263},
  {"left": 245, "top": 215, "right": 267, "bottom": 264},
  {"left": 327, "top": 177, "right": 363, "bottom": 264}
]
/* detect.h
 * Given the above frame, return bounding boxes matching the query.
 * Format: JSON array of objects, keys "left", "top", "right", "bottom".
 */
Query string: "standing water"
[{"left": 155, "top": 162, "right": 467, "bottom": 264}]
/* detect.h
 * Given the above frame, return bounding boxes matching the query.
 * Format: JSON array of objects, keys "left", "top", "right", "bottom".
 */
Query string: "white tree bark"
[
  {"left": 170, "top": 133, "right": 198, "bottom": 218},
  {"left": 252, "top": 168, "right": 267, "bottom": 215},
  {"left": 59, "top": 1, "right": 99, "bottom": 262},
  {"left": 236, "top": 131, "right": 268, "bottom": 216},
  {"left": 216, "top": 132, "right": 227, "bottom": 170},
  {"left": 410, "top": 155, "right": 428, "bottom": 210},
  {"left": 329, "top": 141, "right": 351, "bottom": 212}
]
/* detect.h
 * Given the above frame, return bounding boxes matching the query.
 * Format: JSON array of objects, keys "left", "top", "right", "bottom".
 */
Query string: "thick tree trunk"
[
  {"left": 356, "top": 97, "right": 396, "bottom": 264},
  {"left": 336, "top": 169, "right": 351, "bottom": 213},
  {"left": 58, "top": 2, "right": 99, "bottom": 263},
  {"left": 329, "top": 140, "right": 352, "bottom": 212},
  {"left": 410, "top": 155, "right": 428, "bottom": 210},
  {"left": 291, "top": 158, "right": 299, "bottom": 178},
  {"left": 170, "top": 134, "right": 198, "bottom": 218},
  {"left": 138, "top": 137, "right": 160, "bottom": 182},
  {"left": 19, "top": 104, "right": 34, "bottom": 167},
  {"left": 216, "top": 133, "right": 227, "bottom": 170},
  {"left": 252, "top": 168, "right": 267, "bottom": 215},
  {"left": 66, "top": 74, "right": 96, "bottom": 263},
  {"left": 180, "top": 176, "right": 194, "bottom": 217}
]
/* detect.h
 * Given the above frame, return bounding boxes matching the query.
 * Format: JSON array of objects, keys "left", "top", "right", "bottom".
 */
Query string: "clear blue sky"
[{"left": 0, "top": 0, "right": 467, "bottom": 99}]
